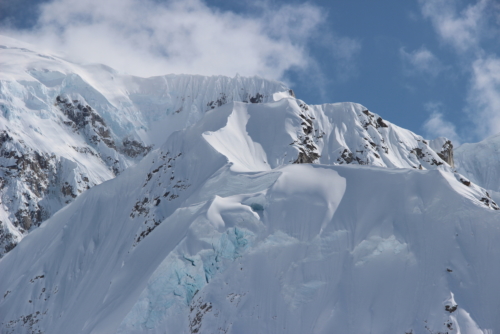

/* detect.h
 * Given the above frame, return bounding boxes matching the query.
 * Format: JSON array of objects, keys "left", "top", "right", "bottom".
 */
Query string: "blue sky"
[{"left": 1, "top": 0, "right": 499, "bottom": 145}]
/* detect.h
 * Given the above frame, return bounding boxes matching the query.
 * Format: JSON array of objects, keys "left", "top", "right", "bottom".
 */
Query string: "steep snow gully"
[{"left": 1, "top": 35, "right": 500, "bottom": 334}]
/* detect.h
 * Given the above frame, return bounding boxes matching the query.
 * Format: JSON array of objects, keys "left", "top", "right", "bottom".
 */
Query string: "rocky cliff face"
[
  {"left": 306, "top": 103, "right": 456, "bottom": 171},
  {"left": 430, "top": 137, "right": 454, "bottom": 168}
]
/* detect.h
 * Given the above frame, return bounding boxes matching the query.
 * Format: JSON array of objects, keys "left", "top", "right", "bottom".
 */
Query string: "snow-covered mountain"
[
  {"left": 455, "top": 133, "right": 500, "bottom": 193},
  {"left": 0, "top": 33, "right": 464, "bottom": 256},
  {"left": 1, "top": 97, "right": 499, "bottom": 333},
  {"left": 0, "top": 35, "right": 291, "bottom": 255},
  {"left": 1, "top": 35, "right": 500, "bottom": 334}
]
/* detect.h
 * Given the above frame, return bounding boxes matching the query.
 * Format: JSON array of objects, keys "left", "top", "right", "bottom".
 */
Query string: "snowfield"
[{"left": 1, "top": 35, "right": 500, "bottom": 334}]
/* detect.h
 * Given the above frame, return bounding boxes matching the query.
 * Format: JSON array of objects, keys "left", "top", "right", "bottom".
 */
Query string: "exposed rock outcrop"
[
  {"left": 292, "top": 104, "right": 321, "bottom": 164},
  {"left": 0, "top": 96, "right": 154, "bottom": 256},
  {"left": 430, "top": 137, "right": 454, "bottom": 168}
]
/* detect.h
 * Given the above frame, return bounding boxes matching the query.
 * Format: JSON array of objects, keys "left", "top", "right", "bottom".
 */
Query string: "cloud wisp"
[
  {"left": 419, "top": 0, "right": 489, "bottom": 53},
  {"left": 400, "top": 46, "right": 444, "bottom": 79},
  {"left": 1, "top": 0, "right": 329, "bottom": 80},
  {"left": 422, "top": 102, "right": 461, "bottom": 145},
  {"left": 419, "top": 0, "right": 500, "bottom": 139},
  {"left": 468, "top": 56, "right": 500, "bottom": 137}
]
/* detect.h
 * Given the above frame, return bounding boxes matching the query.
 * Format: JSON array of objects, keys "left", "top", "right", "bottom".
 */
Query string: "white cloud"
[
  {"left": 419, "top": 0, "right": 489, "bottom": 52},
  {"left": 4, "top": 0, "right": 327, "bottom": 80},
  {"left": 419, "top": 0, "right": 500, "bottom": 139},
  {"left": 468, "top": 56, "right": 500, "bottom": 137},
  {"left": 400, "top": 46, "right": 444, "bottom": 78},
  {"left": 423, "top": 102, "right": 461, "bottom": 145}
]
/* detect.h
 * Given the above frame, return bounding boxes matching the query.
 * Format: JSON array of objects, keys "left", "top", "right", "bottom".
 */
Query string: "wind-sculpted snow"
[{"left": 0, "top": 94, "right": 500, "bottom": 334}]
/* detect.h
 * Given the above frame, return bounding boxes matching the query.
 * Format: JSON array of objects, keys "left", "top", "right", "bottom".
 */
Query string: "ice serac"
[
  {"left": 0, "top": 92, "right": 499, "bottom": 334},
  {"left": 0, "top": 35, "right": 292, "bottom": 256},
  {"left": 455, "top": 133, "right": 500, "bottom": 193}
]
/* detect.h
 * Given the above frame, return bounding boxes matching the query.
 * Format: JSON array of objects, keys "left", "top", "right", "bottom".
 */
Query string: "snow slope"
[
  {"left": 455, "top": 133, "right": 500, "bottom": 193},
  {"left": 0, "top": 98, "right": 498, "bottom": 334},
  {"left": 0, "top": 35, "right": 292, "bottom": 255}
]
